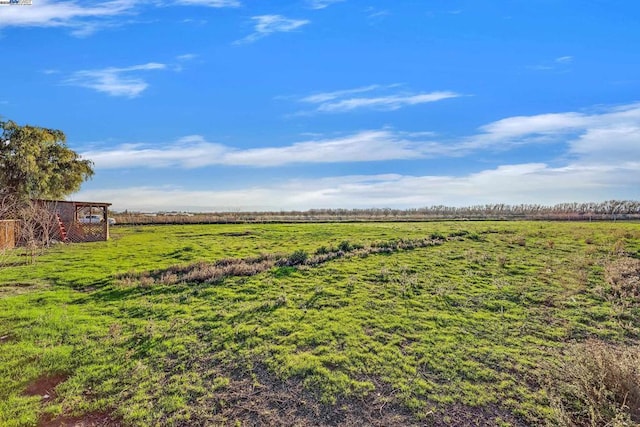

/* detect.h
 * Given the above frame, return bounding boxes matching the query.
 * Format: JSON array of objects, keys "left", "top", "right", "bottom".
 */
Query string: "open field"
[{"left": 1, "top": 221, "right": 639, "bottom": 426}]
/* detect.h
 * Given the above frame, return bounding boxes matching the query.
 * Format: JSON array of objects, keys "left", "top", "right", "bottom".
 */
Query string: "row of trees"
[
  {"left": 114, "top": 200, "right": 640, "bottom": 225},
  {"left": 304, "top": 201, "right": 640, "bottom": 219}
]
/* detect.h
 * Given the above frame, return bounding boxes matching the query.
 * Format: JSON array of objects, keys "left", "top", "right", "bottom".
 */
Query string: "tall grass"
[{"left": 551, "top": 340, "right": 640, "bottom": 426}]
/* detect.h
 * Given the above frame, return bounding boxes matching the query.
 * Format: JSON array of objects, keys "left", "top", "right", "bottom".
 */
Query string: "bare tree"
[{"left": 16, "top": 200, "right": 58, "bottom": 264}]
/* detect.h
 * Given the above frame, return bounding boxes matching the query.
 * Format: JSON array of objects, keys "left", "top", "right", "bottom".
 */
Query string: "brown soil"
[
  {"left": 38, "top": 412, "right": 121, "bottom": 427},
  {"left": 429, "top": 403, "right": 529, "bottom": 427},
  {"left": 203, "top": 364, "right": 417, "bottom": 426},
  {"left": 24, "top": 366, "right": 527, "bottom": 426},
  {"left": 23, "top": 373, "right": 69, "bottom": 402},
  {"left": 194, "top": 364, "right": 527, "bottom": 426}
]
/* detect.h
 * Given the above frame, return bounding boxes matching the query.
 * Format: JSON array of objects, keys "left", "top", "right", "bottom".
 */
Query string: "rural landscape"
[
  {"left": 2, "top": 0, "right": 640, "bottom": 426},
  {"left": 1, "top": 216, "right": 640, "bottom": 426}
]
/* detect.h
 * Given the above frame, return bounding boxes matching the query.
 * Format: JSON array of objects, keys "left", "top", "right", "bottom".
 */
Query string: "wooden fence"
[{"left": 0, "top": 220, "right": 18, "bottom": 250}]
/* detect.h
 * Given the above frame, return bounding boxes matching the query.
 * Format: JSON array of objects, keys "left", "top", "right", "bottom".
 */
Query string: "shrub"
[
  {"left": 338, "top": 240, "right": 352, "bottom": 252},
  {"left": 550, "top": 340, "right": 640, "bottom": 426},
  {"left": 315, "top": 246, "right": 329, "bottom": 255},
  {"left": 430, "top": 232, "right": 446, "bottom": 240},
  {"left": 467, "top": 233, "right": 482, "bottom": 241},
  {"left": 288, "top": 250, "right": 309, "bottom": 266},
  {"left": 448, "top": 230, "right": 469, "bottom": 238}
]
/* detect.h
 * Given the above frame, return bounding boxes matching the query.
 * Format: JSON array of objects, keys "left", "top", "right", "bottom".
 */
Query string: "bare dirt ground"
[{"left": 23, "top": 366, "right": 528, "bottom": 426}]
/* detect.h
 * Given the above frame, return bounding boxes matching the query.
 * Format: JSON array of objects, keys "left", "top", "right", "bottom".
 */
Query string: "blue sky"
[{"left": 1, "top": 0, "right": 639, "bottom": 211}]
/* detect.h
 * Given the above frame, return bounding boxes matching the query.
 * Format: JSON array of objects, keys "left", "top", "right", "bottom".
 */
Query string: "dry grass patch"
[
  {"left": 118, "top": 237, "right": 444, "bottom": 286},
  {"left": 605, "top": 257, "right": 640, "bottom": 300},
  {"left": 550, "top": 339, "right": 640, "bottom": 427}
]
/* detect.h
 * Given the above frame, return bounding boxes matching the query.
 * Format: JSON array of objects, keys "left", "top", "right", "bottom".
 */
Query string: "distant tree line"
[{"left": 114, "top": 200, "right": 640, "bottom": 225}]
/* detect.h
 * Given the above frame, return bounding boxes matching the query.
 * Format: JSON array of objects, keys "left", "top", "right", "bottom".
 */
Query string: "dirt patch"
[
  {"left": 38, "top": 412, "right": 121, "bottom": 427},
  {"left": 0, "top": 283, "right": 46, "bottom": 297},
  {"left": 193, "top": 363, "right": 524, "bottom": 427},
  {"left": 429, "top": 403, "right": 528, "bottom": 427},
  {"left": 23, "top": 373, "right": 69, "bottom": 402},
  {"left": 204, "top": 364, "right": 417, "bottom": 426}
]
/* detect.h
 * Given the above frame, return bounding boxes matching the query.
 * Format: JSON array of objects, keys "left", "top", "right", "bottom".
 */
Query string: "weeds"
[
  {"left": 119, "top": 236, "right": 445, "bottom": 286},
  {"left": 605, "top": 256, "right": 640, "bottom": 300},
  {"left": 549, "top": 340, "right": 640, "bottom": 426}
]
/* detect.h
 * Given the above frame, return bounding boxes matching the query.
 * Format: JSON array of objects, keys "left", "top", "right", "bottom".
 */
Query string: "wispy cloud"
[
  {"left": 315, "top": 91, "right": 461, "bottom": 113},
  {"left": 235, "top": 15, "right": 310, "bottom": 44},
  {"left": 307, "top": 0, "right": 345, "bottom": 9},
  {"left": 529, "top": 55, "right": 574, "bottom": 71},
  {"left": 83, "top": 130, "right": 439, "bottom": 169},
  {"left": 65, "top": 62, "right": 167, "bottom": 97},
  {"left": 172, "top": 53, "right": 198, "bottom": 71},
  {"left": 296, "top": 85, "right": 462, "bottom": 113},
  {"left": 0, "top": 0, "right": 138, "bottom": 35},
  {"left": 82, "top": 102, "right": 640, "bottom": 168},
  {"left": 0, "top": 0, "right": 239, "bottom": 36},
  {"left": 365, "top": 7, "right": 389, "bottom": 22},
  {"left": 300, "top": 85, "right": 387, "bottom": 103},
  {"left": 176, "top": 53, "right": 197, "bottom": 61},
  {"left": 555, "top": 56, "right": 573, "bottom": 64}
]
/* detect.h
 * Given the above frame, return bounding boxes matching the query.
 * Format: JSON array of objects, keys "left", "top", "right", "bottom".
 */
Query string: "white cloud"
[
  {"left": 307, "top": 0, "right": 345, "bottom": 9},
  {"left": 555, "top": 56, "right": 573, "bottom": 64},
  {"left": 82, "top": 102, "right": 640, "bottom": 167},
  {"left": 65, "top": 62, "right": 167, "bottom": 97},
  {"left": 235, "top": 15, "right": 310, "bottom": 44},
  {"left": 75, "top": 160, "right": 640, "bottom": 211},
  {"left": 0, "top": 0, "right": 137, "bottom": 35},
  {"left": 529, "top": 55, "right": 574, "bottom": 71},
  {"left": 297, "top": 85, "right": 462, "bottom": 113},
  {"left": 569, "top": 126, "right": 640, "bottom": 163},
  {"left": 0, "top": 0, "right": 239, "bottom": 36},
  {"left": 300, "top": 85, "right": 385, "bottom": 104},
  {"left": 366, "top": 7, "right": 389, "bottom": 22},
  {"left": 83, "top": 130, "right": 446, "bottom": 169},
  {"left": 176, "top": 53, "right": 197, "bottom": 61},
  {"left": 318, "top": 92, "right": 461, "bottom": 112},
  {"left": 474, "top": 112, "right": 588, "bottom": 142},
  {"left": 468, "top": 102, "right": 640, "bottom": 156},
  {"left": 222, "top": 130, "right": 430, "bottom": 166}
]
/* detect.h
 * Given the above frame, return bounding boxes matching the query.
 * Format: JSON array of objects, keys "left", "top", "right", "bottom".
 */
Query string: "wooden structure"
[
  {"left": 38, "top": 200, "right": 112, "bottom": 243},
  {"left": 0, "top": 220, "right": 18, "bottom": 250}
]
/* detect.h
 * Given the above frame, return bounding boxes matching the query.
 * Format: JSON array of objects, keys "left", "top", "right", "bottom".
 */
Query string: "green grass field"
[{"left": 1, "top": 221, "right": 639, "bottom": 426}]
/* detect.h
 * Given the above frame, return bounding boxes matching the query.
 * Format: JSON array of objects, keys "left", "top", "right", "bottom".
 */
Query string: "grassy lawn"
[{"left": 0, "top": 221, "right": 639, "bottom": 426}]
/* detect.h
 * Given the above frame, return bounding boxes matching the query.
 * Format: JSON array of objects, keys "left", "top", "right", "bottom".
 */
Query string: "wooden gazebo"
[{"left": 39, "top": 200, "right": 112, "bottom": 243}]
